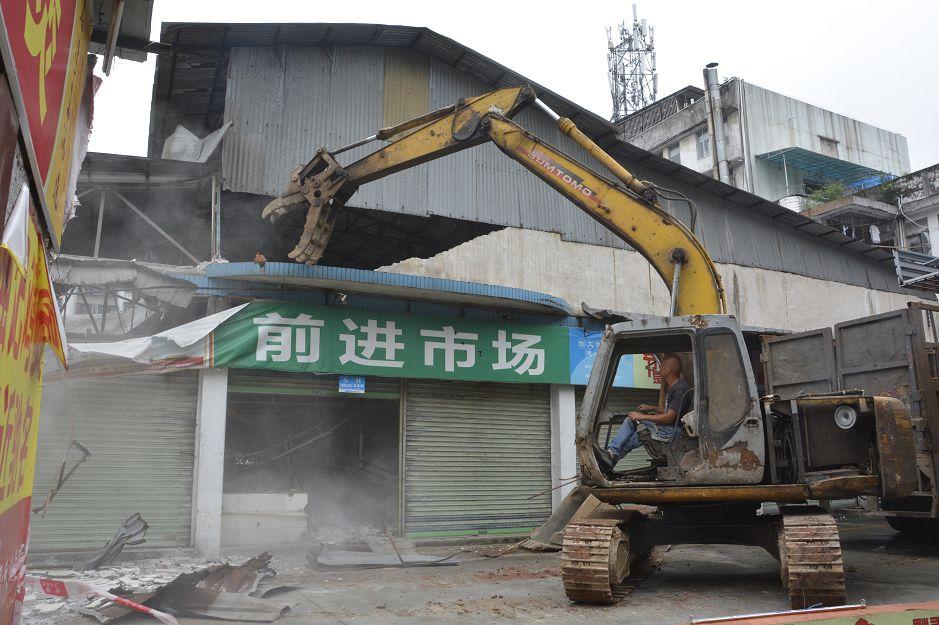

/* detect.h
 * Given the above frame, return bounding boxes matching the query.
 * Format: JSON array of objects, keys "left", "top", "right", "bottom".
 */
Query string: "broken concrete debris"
[
  {"left": 24, "top": 574, "right": 178, "bottom": 625},
  {"left": 28, "top": 552, "right": 292, "bottom": 624},
  {"left": 83, "top": 513, "right": 149, "bottom": 571}
]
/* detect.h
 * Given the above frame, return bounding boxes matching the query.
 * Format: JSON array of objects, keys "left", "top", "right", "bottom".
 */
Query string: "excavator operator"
[{"left": 596, "top": 353, "right": 691, "bottom": 473}]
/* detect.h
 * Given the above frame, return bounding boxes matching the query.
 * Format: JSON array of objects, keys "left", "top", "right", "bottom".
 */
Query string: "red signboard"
[{"left": 0, "top": 0, "right": 90, "bottom": 247}]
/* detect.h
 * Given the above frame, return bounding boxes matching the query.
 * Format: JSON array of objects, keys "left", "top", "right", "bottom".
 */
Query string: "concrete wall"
[
  {"left": 625, "top": 78, "right": 910, "bottom": 203},
  {"left": 380, "top": 228, "right": 927, "bottom": 332},
  {"left": 743, "top": 81, "right": 910, "bottom": 200}
]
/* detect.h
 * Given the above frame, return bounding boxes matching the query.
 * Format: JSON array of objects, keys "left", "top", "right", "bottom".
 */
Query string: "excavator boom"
[{"left": 262, "top": 85, "right": 725, "bottom": 316}]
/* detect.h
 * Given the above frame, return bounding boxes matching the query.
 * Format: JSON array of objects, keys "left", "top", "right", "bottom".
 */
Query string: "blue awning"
[
  {"left": 183, "top": 262, "right": 575, "bottom": 316},
  {"left": 756, "top": 147, "right": 893, "bottom": 185}
]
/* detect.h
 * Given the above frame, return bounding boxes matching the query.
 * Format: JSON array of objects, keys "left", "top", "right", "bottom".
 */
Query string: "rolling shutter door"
[
  {"left": 404, "top": 381, "right": 551, "bottom": 536},
  {"left": 228, "top": 370, "right": 401, "bottom": 398},
  {"left": 575, "top": 387, "right": 661, "bottom": 471},
  {"left": 30, "top": 372, "right": 198, "bottom": 552}
]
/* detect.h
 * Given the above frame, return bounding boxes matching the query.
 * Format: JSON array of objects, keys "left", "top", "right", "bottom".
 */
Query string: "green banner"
[{"left": 212, "top": 301, "right": 572, "bottom": 384}]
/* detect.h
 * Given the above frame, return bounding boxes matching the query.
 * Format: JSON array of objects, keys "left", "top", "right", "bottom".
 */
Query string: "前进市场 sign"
[{"left": 211, "top": 301, "right": 660, "bottom": 389}]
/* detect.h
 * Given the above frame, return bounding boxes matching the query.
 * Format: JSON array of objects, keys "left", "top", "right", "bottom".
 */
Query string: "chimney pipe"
[{"left": 703, "top": 63, "right": 731, "bottom": 184}]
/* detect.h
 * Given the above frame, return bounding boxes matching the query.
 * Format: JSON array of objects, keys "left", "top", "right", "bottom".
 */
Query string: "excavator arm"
[{"left": 262, "top": 85, "right": 725, "bottom": 315}]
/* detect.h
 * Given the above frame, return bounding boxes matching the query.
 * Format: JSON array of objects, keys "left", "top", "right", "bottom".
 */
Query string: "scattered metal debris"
[
  {"left": 24, "top": 575, "right": 178, "bottom": 625},
  {"left": 32, "top": 437, "right": 91, "bottom": 517},
  {"left": 313, "top": 546, "right": 459, "bottom": 569},
  {"left": 232, "top": 418, "right": 351, "bottom": 466},
  {"left": 65, "top": 552, "right": 293, "bottom": 624},
  {"left": 83, "top": 513, "right": 149, "bottom": 570}
]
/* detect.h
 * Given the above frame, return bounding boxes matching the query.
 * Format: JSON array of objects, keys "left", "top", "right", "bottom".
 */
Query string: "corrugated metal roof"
[
  {"left": 149, "top": 22, "right": 914, "bottom": 295},
  {"left": 757, "top": 147, "right": 892, "bottom": 184},
  {"left": 198, "top": 261, "right": 574, "bottom": 315}
]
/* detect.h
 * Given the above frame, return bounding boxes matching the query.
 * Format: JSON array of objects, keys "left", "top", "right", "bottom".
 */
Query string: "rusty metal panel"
[
  {"left": 763, "top": 328, "right": 838, "bottom": 399},
  {"left": 874, "top": 396, "right": 918, "bottom": 501},
  {"left": 383, "top": 49, "right": 429, "bottom": 127},
  {"left": 834, "top": 310, "right": 918, "bottom": 413}
]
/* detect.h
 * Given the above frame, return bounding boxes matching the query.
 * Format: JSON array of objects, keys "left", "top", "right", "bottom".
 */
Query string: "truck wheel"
[{"left": 885, "top": 516, "right": 939, "bottom": 537}]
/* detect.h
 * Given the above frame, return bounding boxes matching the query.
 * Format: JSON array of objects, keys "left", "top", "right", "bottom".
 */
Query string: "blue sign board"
[{"left": 338, "top": 374, "right": 366, "bottom": 393}]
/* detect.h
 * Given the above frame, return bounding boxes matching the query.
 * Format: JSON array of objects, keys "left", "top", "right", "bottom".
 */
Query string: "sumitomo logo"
[{"left": 516, "top": 145, "right": 600, "bottom": 204}]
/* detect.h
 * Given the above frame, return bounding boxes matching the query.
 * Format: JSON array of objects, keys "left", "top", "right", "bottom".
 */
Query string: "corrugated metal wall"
[
  {"left": 403, "top": 380, "right": 551, "bottom": 536},
  {"left": 30, "top": 373, "right": 198, "bottom": 552},
  {"left": 220, "top": 45, "right": 906, "bottom": 292}
]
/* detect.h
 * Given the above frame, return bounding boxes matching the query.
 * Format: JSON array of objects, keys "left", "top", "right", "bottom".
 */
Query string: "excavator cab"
[{"left": 577, "top": 315, "right": 765, "bottom": 488}]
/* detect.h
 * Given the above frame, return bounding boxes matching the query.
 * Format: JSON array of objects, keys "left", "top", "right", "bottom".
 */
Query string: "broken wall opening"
[{"left": 223, "top": 371, "right": 400, "bottom": 546}]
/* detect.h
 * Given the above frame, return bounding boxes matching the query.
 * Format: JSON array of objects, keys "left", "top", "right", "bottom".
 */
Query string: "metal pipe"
[
  {"left": 535, "top": 97, "right": 651, "bottom": 197},
  {"left": 669, "top": 260, "right": 682, "bottom": 316},
  {"left": 112, "top": 191, "right": 201, "bottom": 264},
  {"left": 209, "top": 177, "right": 216, "bottom": 258},
  {"left": 533, "top": 97, "right": 561, "bottom": 122},
  {"left": 93, "top": 191, "right": 106, "bottom": 258},
  {"left": 702, "top": 63, "right": 730, "bottom": 184},
  {"left": 212, "top": 174, "right": 222, "bottom": 260},
  {"left": 333, "top": 134, "right": 378, "bottom": 155},
  {"left": 691, "top": 603, "right": 867, "bottom": 625}
]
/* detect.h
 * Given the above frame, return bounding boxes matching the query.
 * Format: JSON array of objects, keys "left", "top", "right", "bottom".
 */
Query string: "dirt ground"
[{"left": 40, "top": 515, "right": 939, "bottom": 625}]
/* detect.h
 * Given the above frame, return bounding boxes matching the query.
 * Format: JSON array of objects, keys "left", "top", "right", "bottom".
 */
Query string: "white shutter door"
[
  {"left": 404, "top": 381, "right": 551, "bottom": 536},
  {"left": 29, "top": 372, "right": 198, "bottom": 552}
]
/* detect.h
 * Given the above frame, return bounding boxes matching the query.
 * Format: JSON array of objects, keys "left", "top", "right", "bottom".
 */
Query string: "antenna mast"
[{"left": 607, "top": 4, "right": 657, "bottom": 122}]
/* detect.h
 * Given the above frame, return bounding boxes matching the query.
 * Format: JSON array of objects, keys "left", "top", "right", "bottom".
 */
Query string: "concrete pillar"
[
  {"left": 192, "top": 367, "right": 228, "bottom": 556},
  {"left": 550, "top": 384, "right": 577, "bottom": 510}
]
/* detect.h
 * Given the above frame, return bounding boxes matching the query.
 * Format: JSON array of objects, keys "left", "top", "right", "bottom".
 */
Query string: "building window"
[
  {"left": 819, "top": 136, "right": 839, "bottom": 158},
  {"left": 696, "top": 129, "right": 710, "bottom": 160},
  {"left": 666, "top": 142, "right": 681, "bottom": 165}
]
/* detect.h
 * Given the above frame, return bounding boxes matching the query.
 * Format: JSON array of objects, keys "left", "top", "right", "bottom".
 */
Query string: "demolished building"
[{"left": 30, "top": 23, "right": 932, "bottom": 563}]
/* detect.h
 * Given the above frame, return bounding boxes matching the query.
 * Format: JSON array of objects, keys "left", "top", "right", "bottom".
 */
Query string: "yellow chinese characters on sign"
[
  {"left": 41, "top": 0, "right": 89, "bottom": 241},
  {"left": 1, "top": 0, "right": 90, "bottom": 247},
  {"left": 0, "top": 213, "right": 66, "bottom": 622}
]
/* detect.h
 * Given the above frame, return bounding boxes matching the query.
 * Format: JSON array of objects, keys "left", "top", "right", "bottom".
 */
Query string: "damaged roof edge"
[
  {"left": 53, "top": 255, "right": 198, "bottom": 309},
  {"left": 198, "top": 262, "right": 575, "bottom": 316},
  {"left": 150, "top": 22, "right": 900, "bottom": 272}
]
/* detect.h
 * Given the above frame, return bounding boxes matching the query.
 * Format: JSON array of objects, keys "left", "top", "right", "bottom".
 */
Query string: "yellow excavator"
[{"left": 262, "top": 85, "right": 924, "bottom": 608}]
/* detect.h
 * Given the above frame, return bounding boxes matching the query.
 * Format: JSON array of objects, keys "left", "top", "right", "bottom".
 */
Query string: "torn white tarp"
[
  {"left": 161, "top": 122, "right": 233, "bottom": 163},
  {"left": 1, "top": 183, "right": 29, "bottom": 274},
  {"left": 66, "top": 303, "right": 248, "bottom": 371}
]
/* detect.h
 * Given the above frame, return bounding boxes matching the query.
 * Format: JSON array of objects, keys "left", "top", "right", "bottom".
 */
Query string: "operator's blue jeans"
[{"left": 607, "top": 419, "right": 678, "bottom": 463}]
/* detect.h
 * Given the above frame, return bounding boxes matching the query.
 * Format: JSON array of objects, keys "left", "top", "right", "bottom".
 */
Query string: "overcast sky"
[{"left": 90, "top": 0, "right": 939, "bottom": 171}]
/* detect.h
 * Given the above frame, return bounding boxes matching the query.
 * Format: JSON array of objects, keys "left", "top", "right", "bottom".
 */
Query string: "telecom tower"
[{"left": 607, "top": 4, "right": 657, "bottom": 122}]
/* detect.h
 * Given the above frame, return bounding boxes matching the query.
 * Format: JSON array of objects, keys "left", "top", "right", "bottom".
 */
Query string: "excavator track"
[
  {"left": 561, "top": 518, "right": 663, "bottom": 604},
  {"left": 561, "top": 520, "right": 629, "bottom": 604},
  {"left": 778, "top": 508, "right": 847, "bottom": 609}
]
